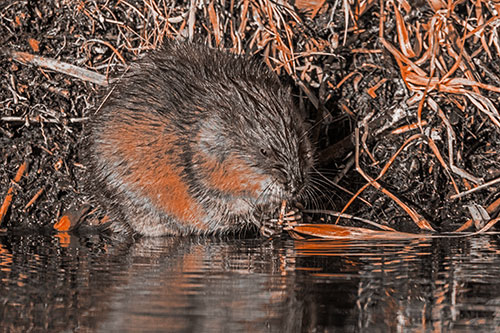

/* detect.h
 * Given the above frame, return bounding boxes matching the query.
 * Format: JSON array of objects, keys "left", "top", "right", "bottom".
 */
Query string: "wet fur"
[{"left": 84, "top": 42, "right": 313, "bottom": 236}]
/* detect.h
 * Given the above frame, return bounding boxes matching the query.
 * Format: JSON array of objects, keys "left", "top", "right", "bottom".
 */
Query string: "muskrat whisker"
[
  {"left": 309, "top": 177, "right": 338, "bottom": 195},
  {"left": 305, "top": 183, "right": 324, "bottom": 211},
  {"left": 312, "top": 166, "right": 352, "bottom": 194},
  {"left": 302, "top": 188, "right": 316, "bottom": 211},
  {"left": 306, "top": 178, "right": 338, "bottom": 210},
  {"left": 311, "top": 168, "right": 340, "bottom": 176},
  {"left": 254, "top": 178, "right": 277, "bottom": 208}
]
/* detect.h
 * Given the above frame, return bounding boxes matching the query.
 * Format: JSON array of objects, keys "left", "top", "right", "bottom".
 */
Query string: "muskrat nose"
[{"left": 276, "top": 168, "right": 304, "bottom": 198}]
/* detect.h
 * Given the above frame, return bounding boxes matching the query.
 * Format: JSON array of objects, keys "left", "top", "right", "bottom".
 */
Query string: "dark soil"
[{"left": 1, "top": 0, "right": 500, "bottom": 234}]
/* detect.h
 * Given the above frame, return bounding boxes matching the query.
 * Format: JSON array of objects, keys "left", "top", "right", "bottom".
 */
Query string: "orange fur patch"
[
  {"left": 101, "top": 111, "right": 207, "bottom": 229},
  {"left": 199, "top": 152, "right": 266, "bottom": 196}
]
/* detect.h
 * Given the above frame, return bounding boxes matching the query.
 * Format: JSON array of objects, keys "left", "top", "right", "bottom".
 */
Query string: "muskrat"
[{"left": 84, "top": 41, "right": 313, "bottom": 237}]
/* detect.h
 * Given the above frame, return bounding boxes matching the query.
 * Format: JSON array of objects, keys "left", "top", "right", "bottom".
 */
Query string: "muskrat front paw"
[
  {"left": 259, "top": 206, "right": 303, "bottom": 237},
  {"left": 281, "top": 208, "right": 303, "bottom": 224},
  {"left": 269, "top": 207, "right": 303, "bottom": 225},
  {"left": 259, "top": 218, "right": 283, "bottom": 238}
]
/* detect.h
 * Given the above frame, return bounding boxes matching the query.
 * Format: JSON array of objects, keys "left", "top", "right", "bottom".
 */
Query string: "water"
[{"left": 0, "top": 232, "right": 499, "bottom": 332}]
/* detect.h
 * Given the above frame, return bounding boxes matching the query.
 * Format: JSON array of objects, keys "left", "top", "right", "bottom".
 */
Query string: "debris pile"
[{"left": 1, "top": 1, "right": 499, "bottom": 235}]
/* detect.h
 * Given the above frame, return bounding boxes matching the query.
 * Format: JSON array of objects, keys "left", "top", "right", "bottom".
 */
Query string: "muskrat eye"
[{"left": 260, "top": 148, "right": 268, "bottom": 157}]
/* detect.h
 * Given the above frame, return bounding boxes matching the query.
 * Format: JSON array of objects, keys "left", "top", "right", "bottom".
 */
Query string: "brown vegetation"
[{"left": 1, "top": 0, "right": 500, "bottom": 238}]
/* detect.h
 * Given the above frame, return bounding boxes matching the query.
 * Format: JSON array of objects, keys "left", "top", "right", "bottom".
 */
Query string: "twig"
[
  {"left": 1, "top": 116, "right": 89, "bottom": 124},
  {"left": 9, "top": 50, "right": 108, "bottom": 86},
  {"left": 450, "top": 177, "right": 500, "bottom": 200},
  {"left": 24, "top": 187, "right": 44, "bottom": 210}
]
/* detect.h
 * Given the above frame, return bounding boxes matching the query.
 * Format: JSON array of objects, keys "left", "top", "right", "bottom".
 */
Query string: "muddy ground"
[{"left": 1, "top": 0, "right": 500, "bottom": 234}]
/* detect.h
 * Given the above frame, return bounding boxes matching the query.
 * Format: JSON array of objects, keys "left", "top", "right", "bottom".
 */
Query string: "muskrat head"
[
  {"left": 194, "top": 72, "right": 314, "bottom": 209},
  {"left": 233, "top": 97, "right": 315, "bottom": 207}
]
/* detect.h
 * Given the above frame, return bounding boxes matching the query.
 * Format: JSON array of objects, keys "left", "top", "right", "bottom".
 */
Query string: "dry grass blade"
[
  {"left": 286, "top": 223, "right": 431, "bottom": 240},
  {"left": 465, "top": 92, "right": 500, "bottom": 128},
  {"left": 391, "top": 121, "right": 427, "bottom": 134},
  {"left": 343, "top": 0, "right": 350, "bottom": 45},
  {"left": 0, "top": 161, "right": 27, "bottom": 225},
  {"left": 429, "top": 97, "right": 482, "bottom": 184},
  {"left": 83, "top": 39, "right": 127, "bottom": 65},
  {"left": 427, "top": 137, "right": 459, "bottom": 194},
  {"left": 208, "top": 1, "right": 221, "bottom": 46},
  {"left": 392, "top": 1, "right": 415, "bottom": 58},
  {"left": 366, "top": 78, "right": 387, "bottom": 98}
]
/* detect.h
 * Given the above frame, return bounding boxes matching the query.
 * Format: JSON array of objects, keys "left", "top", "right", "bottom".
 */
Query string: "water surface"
[{"left": 0, "top": 232, "right": 499, "bottom": 332}]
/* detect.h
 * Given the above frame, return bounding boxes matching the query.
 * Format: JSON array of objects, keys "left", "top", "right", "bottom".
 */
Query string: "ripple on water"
[{"left": 0, "top": 233, "right": 499, "bottom": 332}]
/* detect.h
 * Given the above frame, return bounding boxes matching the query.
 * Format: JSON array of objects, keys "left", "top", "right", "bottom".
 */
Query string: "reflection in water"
[{"left": 0, "top": 232, "right": 499, "bottom": 332}]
